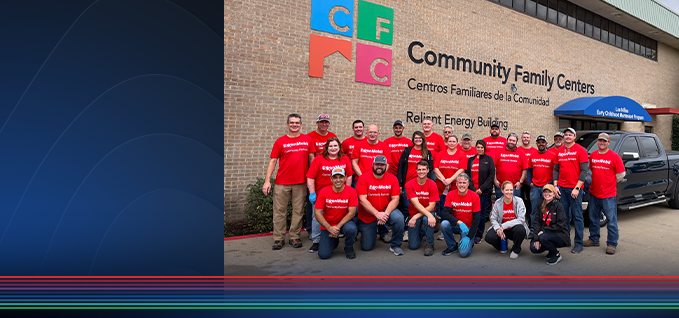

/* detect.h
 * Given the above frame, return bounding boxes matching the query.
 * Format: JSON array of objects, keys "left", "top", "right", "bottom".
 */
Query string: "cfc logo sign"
[{"left": 309, "top": 0, "right": 393, "bottom": 86}]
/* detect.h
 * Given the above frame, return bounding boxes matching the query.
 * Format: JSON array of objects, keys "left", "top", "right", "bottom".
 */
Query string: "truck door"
[
  {"left": 637, "top": 136, "right": 669, "bottom": 195},
  {"left": 616, "top": 136, "right": 653, "bottom": 204}
]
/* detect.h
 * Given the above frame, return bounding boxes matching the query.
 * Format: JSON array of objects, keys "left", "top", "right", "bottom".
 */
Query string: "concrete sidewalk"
[{"left": 225, "top": 203, "right": 679, "bottom": 276}]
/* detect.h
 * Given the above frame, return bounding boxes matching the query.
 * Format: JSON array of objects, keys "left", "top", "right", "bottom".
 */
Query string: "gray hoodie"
[{"left": 487, "top": 196, "right": 529, "bottom": 234}]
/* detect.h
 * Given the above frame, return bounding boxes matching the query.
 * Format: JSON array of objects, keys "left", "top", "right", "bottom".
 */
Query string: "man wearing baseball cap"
[
  {"left": 384, "top": 120, "right": 413, "bottom": 176},
  {"left": 553, "top": 127, "right": 589, "bottom": 254},
  {"left": 584, "top": 133, "right": 625, "bottom": 255},
  {"left": 548, "top": 132, "right": 564, "bottom": 155},
  {"left": 459, "top": 133, "right": 477, "bottom": 160},
  {"left": 355, "top": 155, "right": 405, "bottom": 256},
  {"left": 527, "top": 135, "right": 557, "bottom": 237},
  {"left": 314, "top": 167, "right": 359, "bottom": 259},
  {"left": 483, "top": 123, "right": 507, "bottom": 157},
  {"left": 305, "top": 114, "right": 338, "bottom": 237}
]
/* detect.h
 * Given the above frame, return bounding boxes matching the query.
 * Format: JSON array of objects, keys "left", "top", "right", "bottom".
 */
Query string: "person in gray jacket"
[{"left": 484, "top": 181, "right": 529, "bottom": 259}]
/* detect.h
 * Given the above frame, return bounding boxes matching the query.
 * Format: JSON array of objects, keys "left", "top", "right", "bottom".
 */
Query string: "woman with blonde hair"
[{"left": 484, "top": 181, "right": 529, "bottom": 259}]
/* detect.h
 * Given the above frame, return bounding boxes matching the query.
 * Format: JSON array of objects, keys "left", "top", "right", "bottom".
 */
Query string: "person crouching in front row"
[
  {"left": 484, "top": 181, "right": 529, "bottom": 259},
  {"left": 439, "top": 173, "right": 481, "bottom": 258},
  {"left": 529, "top": 184, "right": 570, "bottom": 265}
]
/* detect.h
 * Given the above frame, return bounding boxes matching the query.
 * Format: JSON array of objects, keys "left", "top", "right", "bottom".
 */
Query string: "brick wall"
[{"left": 224, "top": 0, "right": 679, "bottom": 216}]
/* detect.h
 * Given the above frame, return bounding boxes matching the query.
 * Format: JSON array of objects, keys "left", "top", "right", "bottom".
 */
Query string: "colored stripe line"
[{"left": 0, "top": 306, "right": 679, "bottom": 309}]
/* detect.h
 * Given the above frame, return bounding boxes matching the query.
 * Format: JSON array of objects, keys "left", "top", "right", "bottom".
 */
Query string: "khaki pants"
[{"left": 272, "top": 183, "right": 306, "bottom": 241}]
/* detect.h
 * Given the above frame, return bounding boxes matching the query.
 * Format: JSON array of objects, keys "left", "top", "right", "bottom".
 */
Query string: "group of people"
[{"left": 263, "top": 113, "right": 625, "bottom": 265}]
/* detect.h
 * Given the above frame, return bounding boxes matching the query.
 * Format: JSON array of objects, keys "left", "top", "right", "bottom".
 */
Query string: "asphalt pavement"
[{"left": 224, "top": 203, "right": 679, "bottom": 276}]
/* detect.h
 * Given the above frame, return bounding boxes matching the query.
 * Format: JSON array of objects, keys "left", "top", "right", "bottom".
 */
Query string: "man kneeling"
[
  {"left": 315, "top": 168, "right": 358, "bottom": 259},
  {"left": 440, "top": 173, "right": 481, "bottom": 258},
  {"left": 405, "top": 161, "right": 439, "bottom": 256}
]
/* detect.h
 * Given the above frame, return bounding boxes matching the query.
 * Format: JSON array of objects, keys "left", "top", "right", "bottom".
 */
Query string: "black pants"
[
  {"left": 529, "top": 231, "right": 568, "bottom": 257},
  {"left": 521, "top": 184, "right": 532, "bottom": 229},
  {"left": 485, "top": 226, "right": 526, "bottom": 253}
]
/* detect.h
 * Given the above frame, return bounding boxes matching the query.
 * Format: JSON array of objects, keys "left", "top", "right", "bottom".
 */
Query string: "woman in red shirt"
[
  {"left": 396, "top": 131, "right": 433, "bottom": 241},
  {"left": 467, "top": 140, "right": 495, "bottom": 243},
  {"left": 306, "top": 137, "right": 353, "bottom": 252},
  {"left": 530, "top": 184, "right": 570, "bottom": 265},
  {"left": 484, "top": 181, "right": 529, "bottom": 259}
]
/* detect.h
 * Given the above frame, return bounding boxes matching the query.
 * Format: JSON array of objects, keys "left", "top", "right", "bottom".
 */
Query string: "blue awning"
[{"left": 553, "top": 96, "right": 651, "bottom": 122}]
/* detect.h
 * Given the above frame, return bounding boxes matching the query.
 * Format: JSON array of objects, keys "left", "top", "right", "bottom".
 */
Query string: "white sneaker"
[
  {"left": 389, "top": 246, "right": 404, "bottom": 256},
  {"left": 510, "top": 251, "right": 519, "bottom": 259},
  {"left": 403, "top": 231, "right": 409, "bottom": 242},
  {"left": 437, "top": 232, "right": 444, "bottom": 240}
]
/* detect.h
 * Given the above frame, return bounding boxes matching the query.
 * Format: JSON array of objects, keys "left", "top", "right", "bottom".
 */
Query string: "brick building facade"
[{"left": 225, "top": 0, "right": 679, "bottom": 216}]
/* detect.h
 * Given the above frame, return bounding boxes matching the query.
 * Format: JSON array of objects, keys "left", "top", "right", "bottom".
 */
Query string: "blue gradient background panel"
[{"left": 0, "top": 0, "right": 223, "bottom": 275}]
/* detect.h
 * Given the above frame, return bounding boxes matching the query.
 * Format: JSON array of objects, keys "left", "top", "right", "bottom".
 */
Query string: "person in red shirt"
[
  {"left": 584, "top": 133, "right": 625, "bottom": 255},
  {"left": 517, "top": 131, "right": 537, "bottom": 227},
  {"left": 434, "top": 135, "right": 465, "bottom": 219},
  {"left": 305, "top": 114, "right": 338, "bottom": 237},
  {"left": 351, "top": 124, "right": 390, "bottom": 181},
  {"left": 553, "top": 127, "right": 589, "bottom": 254},
  {"left": 483, "top": 123, "right": 507, "bottom": 157},
  {"left": 484, "top": 181, "right": 529, "bottom": 259},
  {"left": 405, "top": 161, "right": 439, "bottom": 256},
  {"left": 467, "top": 140, "right": 496, "bottom": 244},
  {"left": 263, "top": 114, "right": 315, "bottom": 250},
  {"left": 422, "top": 119, "right": 445, "bottom": 157},
  {"left": 314, "top": 167, "right": 358, "bottom": 260},
  {"left": 397, "top": 131, "right": 434, "bottom": 241},
  {"left": 530, "top": 184, "right": 570, "bottom": 265},
  {"left": 440, "top": 173, "right": 481, "bottom": 258},
  {"left": 356, "top": 155, "right": 405, "bottom": 256},
  {"left": 384, "top": 120, "right": 413, "bottom": 176},
  {"left": 493, "top": 133, "right": 528, "bottom": 199},
  {"left": 459, "top": 133, "right": 477, "bottom": 160},
  {"left": 527, "top": 135, "right": 557, "bottom": 237},
  {"left": 306, "top": 137, "right": 353, "bottom": 253},
  {"left": 548, "top": 131, "right": 564, "bottom": 154},
  {"left": 341, "top": 119, "right": 365, "bottom": 158}
]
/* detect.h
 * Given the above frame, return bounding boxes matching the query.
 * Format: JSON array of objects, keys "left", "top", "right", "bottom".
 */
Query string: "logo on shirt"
[
  {"left": 500, "top": 153, "right": 519, "bottom": 159},
  {"left": 415, "top": 191, "right": 429, "bottom": 196},
  {"left": 361, "top": 148, "right": 385, "bottom": 154},
  {"left": 283, "top": 141, "right": 310, "bottom": 148},
  {"left": 327, "top": 198, "right": 349, "bottom": 204},
  {"left": 532, "top": 158, "right": 552, "bottom": 164},
  {"left": 369, "top": 184, "right": 392, "bottom": 191},
  {"left": 439, "top": 160, "right": 460, "bottom": 164},
  {"left": 309, "top": 0, "right": 393, "bottom": 86},
  {"left": 389, "top": 143, "right": 410, "bottom": 148},
  {"left": 321, "top": 164, "right": 346, "bottom": 171},
  {"left": 486, "top": 141, "right": 504, "bottom": 146},
  {"left": 591, "top": 159, "right": 612, "bottom": 165},
  {"left": 452, "top": 201, "right": 472, "bottom": 207}
]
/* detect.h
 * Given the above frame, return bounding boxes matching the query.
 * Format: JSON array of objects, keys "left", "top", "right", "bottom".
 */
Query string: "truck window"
[
  {"left": 639, "top": 136, "right": 660, "bottom": 158},
  {"left": 618, "top": 137, "right": 639, "bottom": 156}
]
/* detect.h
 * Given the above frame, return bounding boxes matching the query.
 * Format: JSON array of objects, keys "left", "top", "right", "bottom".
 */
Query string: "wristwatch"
[{"left": 574, "top": 186, "right": 581, "bottom": 191}]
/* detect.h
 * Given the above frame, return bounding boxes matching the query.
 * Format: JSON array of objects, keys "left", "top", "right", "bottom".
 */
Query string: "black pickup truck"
[{"left": 574, "top": 131, "right": 679, "bottom": 226}]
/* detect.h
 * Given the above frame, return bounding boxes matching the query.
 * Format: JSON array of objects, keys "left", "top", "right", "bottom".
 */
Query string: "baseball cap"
[
  {"left": 598, "top": 132, "right": 610, "bottom": 141},
  {"left": 490, "top": 123, "right": 500, "bottom": 128},
  {"left": 536, "top": 135, "right": 547, "bottom": 142},
  {"left": 542, "top": 184, "right": 556, "bottom": 193},
  {"left": 462, "top": 133, "right": 473, "bottom": 140},
  {"left": 393, "top": 120, "right": 404, "bottom": 127},
  {"left": 316, "top": 114, "right": 330, "bottom": 122},
  {"left": 331, "top": 167, "right": 346, "bottom": 177},
  {"left": 373, "top": 155, "right": 388, "bottom": 165},
  {"left": 554, "top": 131, "right": 564, "bottom": 137},
  {"left": 564, "top": 127, "right": 576, "bottom": 135}
]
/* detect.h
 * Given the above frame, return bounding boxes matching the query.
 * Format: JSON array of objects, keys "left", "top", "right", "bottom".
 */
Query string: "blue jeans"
[
  {"left": 400, "top": 189, "right": 411, "bottom": 217},
  {"left": 305, "top": 191, "right": 313, "bottom": 233},
  {"left": 408, "top": 216, "right": 435, "bottom": 249},
  {"left": 436, "top": 194, "right": 447, "bottom": 218},
  {"left": 441, "top": 220, "right": 473, "bottom": 258},
  {"left": 318, "top": 221, "right": 358, "bottom": 259},
  {"left": 589, "top": 195, "right": 619, "bottom": 248},
  {"left": 356, "top": 209, "right": 404, "bottom": 251},
  {"left": 529, "top": 185, "right": 545, "bottom": 232},
  {"left": 559, "top": 187, "right": 583, "bottom": 247},
  {"left": 475, "top": 194, "right": 491, "bottom": 239},
  {"left": 311, "top": 211, "right": 321, "bottom": 243},
  {"left": 495, "top": 187, "right": 521, "bottom": 200}
]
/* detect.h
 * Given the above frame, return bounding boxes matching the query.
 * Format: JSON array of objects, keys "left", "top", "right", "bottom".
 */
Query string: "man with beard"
[
  {"left": 315, "top": 167, "right": 358, "bottom": 260},
  {"left": 483, "top": 123, "right": 507, "bottom": 157},
  {"left": 553, "top": 128, "right": 589, "bottom": 254},
  {"left": 384, "top": 120, "right": 413, "bottom": 176},
  {"left": 440, "top": 173, "right": 481, "bottom": 258},
  {"left": 422, "top": 119, "right": 445, "bottom": 157},
  {"left": 459, "top": 133, "right": 477, "bottom": 160},
  {"left": 356, "top": 155, "right": 405, "bottom": 256},
  {"left": 527, "top": 135, "right": 557, "bottom": 237},
  {"left": 493, "top": 133, "right": 528, "bottom": 199},
  {"left": 342, "top": 120, "right": 365, "bottom": 158},
  {"left": 352, "top": 125, "right": 390, "bottom": 181},
  {"left": 548, "top": 132, "right": 564, "bottom": 155},
  {"left": 517, "top": 131, "right": 537, "bottom": 235}
]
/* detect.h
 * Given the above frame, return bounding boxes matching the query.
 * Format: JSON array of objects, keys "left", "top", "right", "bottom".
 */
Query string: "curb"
[{"left": 224, "top": 229, "right": 307, "bottom": 241}]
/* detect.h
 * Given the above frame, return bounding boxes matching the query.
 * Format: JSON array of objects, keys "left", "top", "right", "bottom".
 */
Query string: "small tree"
[{"left": 242, "top": 178, "right": 305, "bottom": 234}]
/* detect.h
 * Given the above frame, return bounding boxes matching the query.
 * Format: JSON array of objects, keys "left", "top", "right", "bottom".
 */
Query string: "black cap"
[
  {"left": 491, "top": 123, "right": 500, "bottom": 128},
  {"left": 536, "top": 135, "right": 547, "bottom": 141},
  {"left": 393, "top": 120, "right": 403, "bottom": 127}
]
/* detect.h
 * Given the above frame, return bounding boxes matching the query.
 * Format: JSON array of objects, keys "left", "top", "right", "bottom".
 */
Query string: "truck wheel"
[
  {"left": 669, "top": 184, "right": 679, "bottom": 209},
  {"left": 599, "top": 212, "right": 607, "bottom": 227},
  {"left": 583, "top": 207, "right": 608, "bottom": 228}
]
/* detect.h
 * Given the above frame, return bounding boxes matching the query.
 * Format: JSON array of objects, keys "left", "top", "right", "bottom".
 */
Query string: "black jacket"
[
  {"left": 441, "top": 191, "right": 481, "bottom": 240},
  {"left": 467, "top": 154, "right": 495, "bottom": 195},
  {"left": 533, "top": 199, "right": 570, "bottom": 245},
  {"left": 397, "top": 146, "right": 434, "bottom": 188}
]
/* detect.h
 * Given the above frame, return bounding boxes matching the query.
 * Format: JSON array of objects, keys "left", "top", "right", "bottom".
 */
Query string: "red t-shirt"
[
  {"left": 547, "top": 145, "right": 562, "bottom": 155},
  {"left": 424, "top": 132, "right": 445, "bottom": 155},
  {"left": 529, "top": 151, "right": 557, "bottom": 187},
  {"left": 405, "top": 178, "right": 439, "bottom": 217},
  {"left": 471, "top": 157, "right": 480, "bottom": 189},
  {"left": 355, "top": 172, "right": 400, "bottom": 223},
  {"left": 351, "top": 140, "right": 390, "bottom": 175},
  {"left": 405, "top": 148, "right": 423, "bottom": 184},
  {"left": 459, "top": 146, "right": 477, "bottom": 160},
  {"left": 483, "top": 136, "right": 507, "bottom": 157},
  {"left": 384, "top": 136, "right": 413, "bottom": 175},
  {"left": 517, "top": 146, "right": 537, "bottom": 184},
  {"left": 270, "top": 134, "right": 315, "bottom": 185},
  {"left": 556, "top": 143, "right": 589, "bottom": 188},
  {"left": 502, "top": 201, "right": 516, "bottom": 226},
  {"left": 306, "top": 155, "right": 354, "bottom": 193},
  {"left": 314, "top": 186, "right": 358, "bottom": 230},
  {"left": 307, "top": 131, "right": 337, "bottom": 154},
  {"left": 434, "top": 150, "right": 465, "bottom": 195},
  {"left": 341, "top": 136, "right": 365, "bottom": 157},
  {"left": 444, "top": 190, "right": 480, "bottom": 228},
  {"left": 495, "top": 149, "right": 528, "bottom": 185},
  {"left": 589, "top": 150, "right": 625, "bottom": 198}
]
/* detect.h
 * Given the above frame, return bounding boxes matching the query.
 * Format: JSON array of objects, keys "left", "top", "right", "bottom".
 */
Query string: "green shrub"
[
  {"left": 673, "top": 115, "right": 679, "bottom": 151},
  {"left": 243, "top": 178, "right": 306, "bottom": 234}
]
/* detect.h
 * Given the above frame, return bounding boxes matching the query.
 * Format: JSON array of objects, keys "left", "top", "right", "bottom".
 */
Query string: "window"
[
  {"left": 559, "top": 119, "right": 570, "bottom": 129},
  {"left": 615, "top": 24, "right": 623, "bottom": 47},
  {"left": 500, "top": 0, "right": 513, "bottom": 7},
  {"left": 609, "top": 21, "right": 616, "bottom": 45},
  {"left": 548, "top": 0, "right": 558, "bottom": 24},
  {"left": 537, "top": 0, "right": 548, "bottom": 20},
  {"left": 557, "top": 0, "right": 567, "bottom": 27},
  {"left": 525, "top": 0, "right": 536, "bottom": 16},
  {"left": 585, "top": 11, "right": 593, "bottom": 37},
  {"left": 640, "top": 35, "right": 646, "bottom": 57},
  {"left": 592, "top": 14, "right": 600, "bottom": 40},
  {"left": 618, "top": 137, "right": 640, "bottom": 156},
  {"left": 645, "top": 126, "right": 653, "bottom": 133},
  {"left": 601, "top": 18, "right": 608, "bottom": 43},
  {"left": 567, "top": 3, "right": 576, "bottom": 30},
  {"left": 576, "top": 7, "right": 585, "bottom": 34},
  {"left": 622, "top": 27, "right": 629, "bottom": 50},
  {"left": 640, "top": 137, "right": 660, "bottom": 158},
  {"left": 513, "top": 0, "right": 525, "bottom": 11}
]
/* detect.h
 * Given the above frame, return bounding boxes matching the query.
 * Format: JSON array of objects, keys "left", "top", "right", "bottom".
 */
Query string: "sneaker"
[
  {"left": 546, "top": 253, "right": 562, "bottom": 265},
  {"left": 527, "top": 232, "right": 534, "bottom": 240},
  {"left": 442, "top": 244, "right": 459, "bottom": 256},
  {"left": 338, "top": 233, "right": 345, "bottom": 238},
  {"left": 584, "top": 239, "right": 600, "bottom": 247},
  {"left": 571, "top": 245, "right": 583, "bottom": 254},
  {"left": 403, "top": 231, "right": 409, "bottom": 242},
  {"left": 309, "top": 243, "right": 319, "bottom": 253},
  {"left": 289, "top": 239, "right": 303, "bottom": 248},
  {"left": 424, "top": 244, "right": 434, "bottom": 256},
  {"left": 606, "top": 246, "right": 616, "bottom": 255},
  {"left": 437, "top": 232, "right": 444, "bottom": 240},
  {"left": 474, "top": 237, "right": 482, "bottom": 244},
  {"left": 345, "top": 246, "right": 356, "bottom": 259},
  {"left": 381, "top": 231, "right": 392, "bottom": 244},
  {"left": 272, "top": 240, "right": 284, "bottom": 250},
  {"left": 510, "top": 251, "right": 519, "bottom": 259},
  {"left": 389, "top": 246, "right": 404, "bottom": 256}
]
